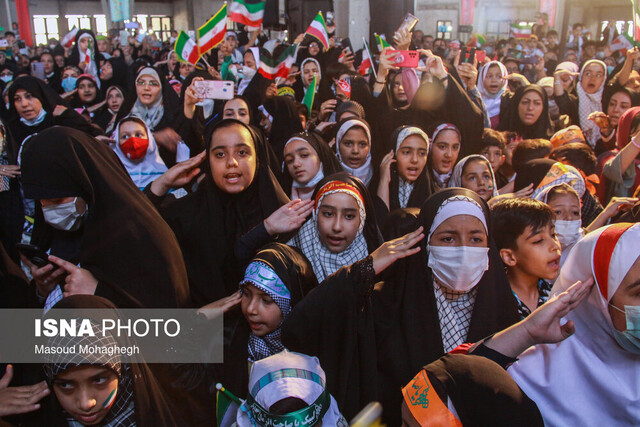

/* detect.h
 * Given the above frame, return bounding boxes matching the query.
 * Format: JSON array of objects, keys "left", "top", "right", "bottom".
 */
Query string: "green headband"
[{"left": 245, "top": 388, "right": 330, "bottom": 427}]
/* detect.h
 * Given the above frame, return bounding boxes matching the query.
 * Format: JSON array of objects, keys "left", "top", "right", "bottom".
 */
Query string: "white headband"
[{"left": 429, "top": 196, "right": 487, "bottom": 238}]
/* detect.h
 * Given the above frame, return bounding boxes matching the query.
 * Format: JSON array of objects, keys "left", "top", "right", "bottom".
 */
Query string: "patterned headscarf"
[{"left": 288, "top": 180, "right": 368, "bottom": 282}]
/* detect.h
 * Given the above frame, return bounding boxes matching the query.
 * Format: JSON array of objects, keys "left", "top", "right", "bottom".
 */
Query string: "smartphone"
[
  {"left": 396, "top": 13, "right": 419, "bottom": 35},
  {"left": 16, "top": 244, "right": 50, "bottom": 268},
  {"left": 521, "top": 55, "right": 539, "bottom": 65},
  {"left": 460, "top": 47, "right": 476, "bottom": 64},
  {"left": 507, "top": 48, "right": 523, "bottom": 59},
  {"left": 326, "top": 11, "right": 335, "bottom": 27},
  {"left": 31, "top": 62, "right": 45, "bottom": 80},
  {"left": 193, "top": 80, "right": 234, "bottom": 100},
  {"left": 388, "top": 50, "right": 420, "bottom": 68},
  {"left": 341, "top": 37, "right": 353, "bottom": 55}
]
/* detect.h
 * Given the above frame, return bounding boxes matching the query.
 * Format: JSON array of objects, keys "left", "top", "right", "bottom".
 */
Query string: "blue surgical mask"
[
  {"left": 61, "top": 76, "right": 77, "bottom": 93},
  {"left": 607, "top": 65, "right": 615, "bottom": 75},
  {"left": 610, "top": 304, "right": 640, "bottom": 355},
  {"left": 596, "top": 51, "right": 605, "bottom": 59},
  {"left": 0, "top": 75, "right": 12, "bottom": 83}
]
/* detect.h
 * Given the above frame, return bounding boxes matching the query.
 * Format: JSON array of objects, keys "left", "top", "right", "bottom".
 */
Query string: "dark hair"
[
  {"left": 325, "top": 62, "right": 352, "bottom": 82},
  {"left": 549, "top": 142, "right": 597, "bottom": 176},
  {"left": 547, "top": 30, "right": 558, "bottom": 38},
  {"left": 4, "top": 31, "right": 15, "bottom": 37},
  {"left": 546, "top": 183, "right": 580, "bottom": 205},
  {"left": 461, "top": 157, "right": 491, "bottom": 176},
  {"left": 491, "top": 198, "right": 555, "bottom": 250},
  {"left": 481, "top": 129, "right": 507, "bottom": 152},
  {"left": 295, "top": 102, "right": 308, "bottom": 119},
  {"left": 511, "top": 138, "right": 552, "bottom": 174},
  {"left": 270, "top": 397, "right": 309, "bottom": 415}
]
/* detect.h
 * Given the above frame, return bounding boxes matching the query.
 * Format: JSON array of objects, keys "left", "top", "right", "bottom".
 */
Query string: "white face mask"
[
  {"left": 427, "top": 245, "right": 489, "bottom": 292},
  {"left": 42, "top": 197, "right": 87, "bottom": 231},
  {"left": 241, "top": 65, "right": 256, "bottom": 80},
  {"left": 554, "top": 219, "right": 582, "bottom": 249}
]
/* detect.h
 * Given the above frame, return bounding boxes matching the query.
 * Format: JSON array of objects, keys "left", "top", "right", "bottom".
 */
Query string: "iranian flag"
[
  {"left": 198, "top": 3, "right": 227, "bottom": 55},
  {"left": 302, "top": 75, "right": 317, "bottom": 118},
  {"left": 633, "top": 0, "right": 640, "bottom": 43},
  {"left": 510, "top": 24, "right": 532, "bottom": 39},
  {"left": 258, "top": 44, "right": 297, "bottom": 79},
  {"left": 374, "top": 33, "right": 391, "bottom": 53},
  {"left": 610, "top": 34, "right": 634, "bottom": 53},
  {"left": 305, "top": 11, "right": 329, "bottom": 49},
  {"left": 359, "top": 39, "right": 373, "bottom": 76},
  {"left": 61, "top": 27, "right": 79, "bottom": 48},
  {"left": 174, "top": 30, "right": 200, "bottom": 65},
  {"left": 229, "top": 0, "right": 265, "bottom": 30}
]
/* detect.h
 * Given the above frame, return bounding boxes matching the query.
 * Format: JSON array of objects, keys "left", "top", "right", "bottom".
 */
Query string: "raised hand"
[
  {"left": 371, "top": 226, "right": 425, "bottom": 274},
  {"left": 150, "top": 150, "right": 206, "bottom": 196},
  {"left": 264, "top": 199, "right": 314, "bottom": 236},
  {"left": 0, "top": 365, "right": 49, "bottom": 417},
  {"left": 198, "top": 290, "right": 243, "bottom": 319}
]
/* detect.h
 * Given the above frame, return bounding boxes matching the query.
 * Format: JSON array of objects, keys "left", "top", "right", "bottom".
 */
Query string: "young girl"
[
  {"left": 534, "top": 183, "right": 584, "bottom": 266},
  {"left": 69, "top": 30, "right": 101, "bottom": 86},
  {"left": 281, "top": 132, "right": 342, "bottom": 201},
  {"left": 288, "top": 172, "right": 381, "bottom": 282},
  {"left": 376, "top": 126, "right": 431, "bottom": 223},
  {"left": 478, "top": 61, "right": 509, "bottom": 129},
  {"left": 70, "top": 74, "right": 102, "bottom": 119},
  {"left": 236, "top": 351, "right": 348, "bottom": 426},
  {"left": 113, "top": 116, "right": 168, "bottom": 190},
  {"left": 334, "top": 118, "right": 374, "bottom": 186},
  {"left": 448, "top": 155, "right": 498, "bottom": 202},
  {"left": 239, "top": 243, "right": 317, "bottom": 362},
  {"left": 43, "top": 295, "right": 180, "bottom": 426},
  {"left": 428, "top": 123, "right": 461, "bottom": 191}
]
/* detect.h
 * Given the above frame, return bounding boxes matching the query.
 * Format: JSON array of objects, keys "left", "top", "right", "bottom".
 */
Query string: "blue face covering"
[
  {"left": 607, "top": 65, "right": 615, "bottom": 75},
  {"left": 0, "top": 75, "right": 12, "bottom": 83},
  {"left": 61, "top": 76, "right": 77, "bottom": 93},
  {"left": 610, "top": 304, "right": 640, "bottom": 355}
]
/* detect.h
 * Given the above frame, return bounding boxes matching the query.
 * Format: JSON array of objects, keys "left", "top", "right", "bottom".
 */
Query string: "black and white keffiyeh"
[
  {"left": 433, "top": 283, "right": 478, "bottom": 353},
  {"left": 288, "top": 181, "right": 368, "bottom": 282},
  {"left": 240, "top": 261, "right": 292, "bottom": 362},
  {"left": 43, "top": 320, "right": 136, "bottom": 427}
]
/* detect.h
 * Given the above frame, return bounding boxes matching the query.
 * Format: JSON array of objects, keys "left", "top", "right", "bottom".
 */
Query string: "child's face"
[
  {"left": 480, "top": 146, "right": 505, "bottom": 174},
  {"left": 396, "top": 135, "right": 428, "bottom": 183},
  {"left": 209, "top": 124, "right": 257, "bottom": 194},
  {"left": 509, "top": 224, "right": 561, "bottom": 281},
  {"left": 77, "top": 80, "right": 97, "bottom": 103},
  {"left": 52, "top": 366, "right": 118, "bottom": 425},
  {"left": 339, "top": 128, "right": 370, "bottom": 169},
  {"left": 317, "top": 192, "right": 361, "bottom": 253},
  {"left": 118, "top": 120, "right": 148, "bottom": 142},
  {"left": 430, "top": 130, "right": 460, "bottom": 175},
  {"left": 483, "top": 64, "right": 503, "bottom": 95},
  {"left": 283, "top": 139, "right": 321, "bottom": 186},
  {"left": 241, "top": 283, "right": 283, "bottom": 337},
  {"left": 107, "top": 89, "right": 124, "bottom": 112},
  {"left": 460, "top": 159, "right": 493, "bottom": 202},
  {"left": 548, "top": 193, "right": 580, "bottom": 221}
]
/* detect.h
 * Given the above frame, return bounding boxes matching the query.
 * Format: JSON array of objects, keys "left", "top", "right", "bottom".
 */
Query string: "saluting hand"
[{"left": 371, "top": 227, "right": 424, "bottom": 274}]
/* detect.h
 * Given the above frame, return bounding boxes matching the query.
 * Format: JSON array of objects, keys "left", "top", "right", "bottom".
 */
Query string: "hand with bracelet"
[{"left": 373, "top": 49, "right": 400, "bottom": 92}]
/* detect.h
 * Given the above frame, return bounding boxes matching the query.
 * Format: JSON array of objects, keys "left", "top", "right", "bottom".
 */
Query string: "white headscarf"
[
  {"left": 335, "top": 119, "right": 373, "bottom": 186},
  {"left": 236, "top": 351, "right": 348, "bottom": 426},
  {"left": 113, "top": 116, "right": 168, "bottom": 190},
  {"left": 478, "top": 61, "right": 508, "bottom": 119},
  {"left": 77, "top": 33, "right": 100, "bottom": 88},
  {"left": 130, "top": 67, "right": 164, "bottom": 130},
  {"left": 283, "top": 136, "right": 324, "bottom": 201},
  {"left": 447, "top": 155, "right": 499, "bottom": 199},
  {"left": 301, "top": 58, "right": 322, "bottom": 91},
  {"left": 508, "top": 223, "right": 640, "bottom": 426},
  {"left": 577, "top": 59, "right": 607, "bottom": 148},
  {"left": 288, "top": 179, "right": 369, "bottom": 282},
  {"left": 395, "top": 127, "right": 430, "bottom": 208}
]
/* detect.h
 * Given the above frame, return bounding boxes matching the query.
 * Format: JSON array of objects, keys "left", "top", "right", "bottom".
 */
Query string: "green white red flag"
[
  {"left": 305, "top": 11, "right": 329, "bottom": 49},
  {"left": 258, "top": 44, "right": 297, "bottom": 79},
  {"left": 228, "top": 0, "right": 265, "bottom": 30},
  {"left": 198, "top": 3, "right": 227, "bottom": 55},
  {"left": 174, "top": 30, "right": 200, "bottom": 65}
]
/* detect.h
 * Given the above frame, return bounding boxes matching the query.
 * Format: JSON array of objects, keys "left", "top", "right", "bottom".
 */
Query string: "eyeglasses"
[
  {"left": 584, "top": 71, "right": 604, "bottom": 78},
  {"left": 136, "top": 80, "right": 160, "bottom": 87}
]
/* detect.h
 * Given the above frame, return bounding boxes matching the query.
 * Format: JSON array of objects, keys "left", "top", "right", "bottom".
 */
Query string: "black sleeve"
[
  {"left": 554, "top": 91, "right": 579, "bottom": 125},
  {"left": 142, "top": 183, "right": 177, "bottom": 212},
  {"left": 467, "top": 336, "right": 519, "bottom": 370},
  {"left": 441, "top": 75, "right": 485, "bottom": 157},
  {"left": 54, "top": 108, "right": 104, "bottom": 137},
  {"left": 234, "top": 222, "right": 274, "bottom": 265}
]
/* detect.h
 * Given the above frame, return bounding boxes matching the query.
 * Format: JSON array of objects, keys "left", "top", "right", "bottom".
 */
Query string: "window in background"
[
  {"left": 437, "top": 20, "right": 453, "bottom": 40},
  {"left": 33, "top": 15, "right": 59, "bottom": 46}
]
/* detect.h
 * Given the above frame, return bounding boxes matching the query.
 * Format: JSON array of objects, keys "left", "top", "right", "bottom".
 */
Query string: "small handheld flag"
[
  {"left": 174, "top": 30, "right": 201, "bottom": 65},
  {"left": 229, "top": 0, "right": 266, "bottom": 30},
  {"left": 305, "top": 11, "right": 330, "bottom": 49},
  {"left": 198, "top": 3, "right": 227, "bottom": 56},
  {"left": 303, "top": 75, "right": 318, "bottom": 118}
]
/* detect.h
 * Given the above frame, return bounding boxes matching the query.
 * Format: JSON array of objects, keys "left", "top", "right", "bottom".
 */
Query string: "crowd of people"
[{"left": 0, "top": 15, "right": 639, "bottom": 426}]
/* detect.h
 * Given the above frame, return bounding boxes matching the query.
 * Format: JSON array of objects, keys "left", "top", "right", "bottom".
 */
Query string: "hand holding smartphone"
[
  {"left": 387, "top": 50, "right": 420, "bottom": 68},
  {"left": 193, "top": 80, "right": 234, "bottom": 100}
]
